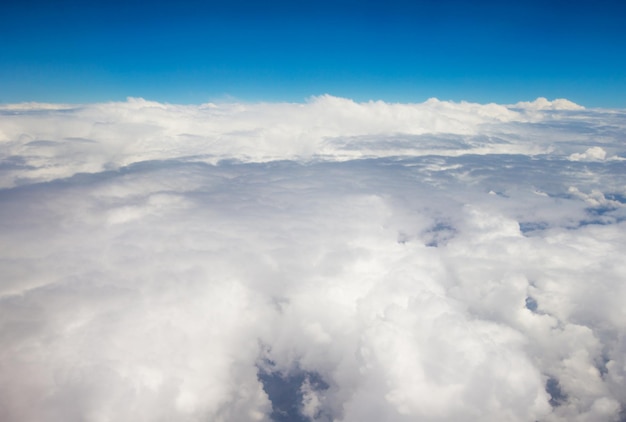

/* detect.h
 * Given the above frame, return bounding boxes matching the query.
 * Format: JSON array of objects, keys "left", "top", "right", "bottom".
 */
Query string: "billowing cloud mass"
[{"left": 1, "top": 96, "right": 626, "bottom": 422}]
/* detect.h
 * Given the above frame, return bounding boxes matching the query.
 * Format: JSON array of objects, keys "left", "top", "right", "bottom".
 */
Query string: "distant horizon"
[
  {"left": 2, "top": 0, "right": 625, "bottom": 108},
  {"left": 0, "top": 94, "right": 607, "bottom": 110},
  {"left": 0, "top": 91, "right": 623, "bottom": 110}
]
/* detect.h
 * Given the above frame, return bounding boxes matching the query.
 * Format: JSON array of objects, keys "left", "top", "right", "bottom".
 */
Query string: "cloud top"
[
  {"left": 1, "top": 96, "right": 625, "bottom": 422},
  {"left": 0, "top": 96, "right": 612, "bottom": 189},
  {"left": 512, "top": 97, "right": 585, "bottom": 111}
]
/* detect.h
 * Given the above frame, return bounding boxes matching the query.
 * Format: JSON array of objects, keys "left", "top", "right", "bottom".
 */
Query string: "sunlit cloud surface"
[{"left": 1, "top": 96, "right": 626, "bottom": 421}]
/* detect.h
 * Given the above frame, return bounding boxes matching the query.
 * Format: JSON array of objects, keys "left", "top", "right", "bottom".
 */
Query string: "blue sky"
[{"left": 1, "top": 0, "right": 625, "bottom": 106}]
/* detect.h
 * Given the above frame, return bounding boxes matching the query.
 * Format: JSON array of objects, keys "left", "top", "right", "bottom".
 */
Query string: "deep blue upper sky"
[{"left": 2, "top": 0, "right": 625, "bottom": 106}]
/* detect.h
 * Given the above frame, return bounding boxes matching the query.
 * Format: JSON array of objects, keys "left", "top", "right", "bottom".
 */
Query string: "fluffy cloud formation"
[
  {"left": 5, "top": 95, "right": 619, "bottom": 189},
  {"left": 512, "top": 97, "right": 586, "bottom": 111},
  {"left": 1, "top": 97, "right": 625, "bottom": 421}
]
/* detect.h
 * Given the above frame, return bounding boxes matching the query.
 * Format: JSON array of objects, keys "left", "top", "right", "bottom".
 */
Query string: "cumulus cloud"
[
  {"left": 0, "top": 96, "right": 625, "bottom": 421},
  {"left": 512, "top": 97, "right": 586, "bottom": 111},
  {"left": 568, "top": 146, "right": 625, "bottom": 162},
  {"left": 569, "top": 146, "right": 607, "bottom": 161},
  {"left": 2, "top": 95, "right": 603, "bottom": 188}
]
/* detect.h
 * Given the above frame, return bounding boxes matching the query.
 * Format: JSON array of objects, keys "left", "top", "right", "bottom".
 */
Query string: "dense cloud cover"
[{"left": 1, "top": 96, "right": 625, "bottom": 421}]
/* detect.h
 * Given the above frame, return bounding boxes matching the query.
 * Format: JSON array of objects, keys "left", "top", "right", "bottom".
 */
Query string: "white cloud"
[
  {"left": 569, "top": 146, "right": 608, "bottom": 161},
  {"left": 0, "top": 97, "right": 625, "bottom": 421},
  {"left": 3, "top": 95, "right": 601, "bottom": 188},
  {"left": 513, "top": 97, "right": 585, "bottom": 111}
]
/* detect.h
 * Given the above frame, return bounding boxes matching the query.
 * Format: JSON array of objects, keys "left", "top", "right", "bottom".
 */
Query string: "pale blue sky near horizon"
[{"left": 1, "top": 0, "right": 625, "bottom": 107}]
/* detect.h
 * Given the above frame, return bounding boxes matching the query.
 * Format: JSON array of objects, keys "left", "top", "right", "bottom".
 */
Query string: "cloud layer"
[{"left": 1, "top": 97, "right": 626, "bottom": 421}]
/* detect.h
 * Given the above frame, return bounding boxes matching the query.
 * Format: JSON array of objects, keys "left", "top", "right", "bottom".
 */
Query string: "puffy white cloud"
[
  {"left": 0, "top": 96, "right": 625, "bottom": 421},
  {"left": 512, "top": 97, "right": 585, "bottom": 111},
  {"left": 3, "top": 95, "right": 606, "bottom": 188},
  {"left": 569, "top": 146, "right": 607, "bottom": 161},
  {"left": 568, "top": 146, "right": 625, "bottom": 162}
]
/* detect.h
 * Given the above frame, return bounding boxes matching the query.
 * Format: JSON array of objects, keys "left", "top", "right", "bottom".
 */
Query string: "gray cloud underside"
[{"left": 1, "top": 97, "right": 625, "bottom": 421}]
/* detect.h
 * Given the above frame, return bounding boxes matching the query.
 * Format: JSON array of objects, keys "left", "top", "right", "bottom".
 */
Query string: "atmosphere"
[
  {"left": 1, "top": 0, "right": 626, "bottom": 106},
  {"left": 2, "top": 1, "right": 626, "bottom": 422}
]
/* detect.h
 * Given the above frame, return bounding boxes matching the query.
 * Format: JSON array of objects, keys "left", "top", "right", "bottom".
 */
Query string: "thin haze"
[{"left": 1, "top": 97, "right": 626, "bottom": 421}]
